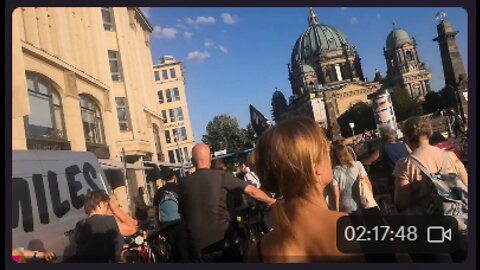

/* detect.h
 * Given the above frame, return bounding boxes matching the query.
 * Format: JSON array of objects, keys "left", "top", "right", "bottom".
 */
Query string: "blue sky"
[{"left": 139, "top": 7, "right": 468, "bottom": 143}]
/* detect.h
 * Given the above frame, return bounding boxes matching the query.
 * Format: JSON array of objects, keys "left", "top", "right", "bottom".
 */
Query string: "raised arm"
[{"left": 244, "top": 185, "right": 276, "bottom": 206}]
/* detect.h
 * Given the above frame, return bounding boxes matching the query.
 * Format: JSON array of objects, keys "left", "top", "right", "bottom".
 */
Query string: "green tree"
[
  {"left": 242, "top": 123, "right": 256, "bottom": 149},
  {"left": 438, "top": 85, "right": 458, "bottom": 111},
  {"left": 390, "top": 86, "right": 423, "bottom": 121},
  {"left": 422, "top": 91, "right": 443, "bottom": 114},
  {"left": 337, "top": 102, "right": 376, "bottom": 138},
  {"left": 202, "top": 114, "right": 247, "bottom": 153}
]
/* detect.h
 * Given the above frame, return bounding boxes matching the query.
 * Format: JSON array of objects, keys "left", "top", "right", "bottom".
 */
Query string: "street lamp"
[
  {"left": 174, "top": 133, "right": 185, "bottom": 177},
  {"left": 349, "top": 122, "right": 355, "bottom": 142}
]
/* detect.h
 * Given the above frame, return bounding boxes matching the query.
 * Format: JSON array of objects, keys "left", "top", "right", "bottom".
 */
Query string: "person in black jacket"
[{"left": 74, "top": 190, "right": 124, "bottom": 262}]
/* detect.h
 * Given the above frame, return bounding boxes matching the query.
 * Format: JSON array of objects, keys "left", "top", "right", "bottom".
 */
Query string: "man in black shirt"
[{"left": 178, "top": 143, "right": 275, "bottom": 262}]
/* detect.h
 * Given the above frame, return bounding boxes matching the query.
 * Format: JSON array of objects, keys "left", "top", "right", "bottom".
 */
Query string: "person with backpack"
[
  {"left": 153, "top": 167, "right": 183, "bottom": 260},
  {"left": 393, "top": 116, "right": 468, "bottom": 262}
]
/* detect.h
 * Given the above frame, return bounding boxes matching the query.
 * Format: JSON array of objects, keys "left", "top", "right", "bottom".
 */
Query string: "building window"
[
  {"left": 115, "top": 97, "right": 130, "bottom": 131},
  {"left": 154, "top": 71, "right": 161, "bottom": 81},
  {"left": 183, "top": 147, "right": 189, "bottom": 162},
  {"left": 175, "top": 149, "right": 182, "bottom": 163},
  {"left": 168, "top": 150, "right": 175, "bottom": 164},
  {"left": 157, "top": 90, "right": 164, "bottom": 104},
  {"left": 162, "top": 69, "right": 168, "bottom": 80},
  {"left": 80, "top": 95, "right": 105, "bottom": 145},
  {"left": 108, "top": 50, "right": 122, "bottom": 81},
  {"left": 406, "top": 51, "right": 413, "bottom": 61},
  {"left": 169, "top": 68, "right": 176, "bottom": 79},
  {"left": 169, "top": 107, "right": 183, "bottom": 122},
  {"left": 25, "top": 73, "right": 66, "bottom": 139},
  {"left": 172, "top": 88, "right": 180, "bottom": 101},
  {"left": 169, "top": 109, "right": 175, "bottom": 122},
  {"left": 153, "top": 124, "right": 163, "bottom": 161},
  {"left": 329, "top": 65, "right": 338, "bottom": 82},
  {"left": 177, "top": 107, "right": 184, "bottom": 121},
  {"left": 166, "top": 89, "right": 172, "bottom": 102},
  {"left": 180, "top": 127, "right": 187, "bottom": 141},
  {"left": 165, "top": 130, "right": 171, "bottom": 144},
  {"left": 101, "top": 7, "right": 115, "bottom": 31},
  {"left": 172, "top": 128, "right": 179, "bottom": 142},
  {"left": 161, "top": 110, "right": 167, "bottom": 123}
]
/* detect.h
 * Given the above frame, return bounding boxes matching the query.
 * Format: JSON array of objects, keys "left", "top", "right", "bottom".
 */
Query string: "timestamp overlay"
[{"left": 337, "top": 216, "right": 462, "bottom": 254}]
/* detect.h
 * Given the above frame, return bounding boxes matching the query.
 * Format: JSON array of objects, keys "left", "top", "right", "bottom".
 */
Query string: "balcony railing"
[
  {"left": 27, "top": 137, "right": 71, "bottom": 151},
  {"left": 86, "top": 143, "right": 110, "bottom": 159}
]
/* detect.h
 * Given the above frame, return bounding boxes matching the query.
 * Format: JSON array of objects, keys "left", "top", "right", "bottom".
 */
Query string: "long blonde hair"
[{"left": 254, "top": 116, "right": 330, "bottom": 233}]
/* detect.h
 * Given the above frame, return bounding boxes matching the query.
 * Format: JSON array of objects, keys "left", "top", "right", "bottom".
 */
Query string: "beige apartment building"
[
  {"left": 153, "top": 56, "right": 195, "bottom": 167},
  {"left": 12, "top": 7, "right": 168, "bottom": 212}
]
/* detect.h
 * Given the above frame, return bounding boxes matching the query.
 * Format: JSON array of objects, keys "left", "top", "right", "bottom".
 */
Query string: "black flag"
[{"left": 249, "top": 104, "right": 271, "bottom": 138}]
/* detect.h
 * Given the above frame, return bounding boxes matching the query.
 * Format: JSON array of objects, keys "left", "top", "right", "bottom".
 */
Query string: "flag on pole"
[{"left": 249, "top": 104, "right": 271, "bottom": 138}]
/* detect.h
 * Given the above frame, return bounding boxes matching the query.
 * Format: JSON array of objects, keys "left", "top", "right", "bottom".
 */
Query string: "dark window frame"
[
  {"left": 101, "top": 7, "right": 115, "bottom": 31},
  {"left": 115, "top": 97, "right": 131, "bottom": 131}
]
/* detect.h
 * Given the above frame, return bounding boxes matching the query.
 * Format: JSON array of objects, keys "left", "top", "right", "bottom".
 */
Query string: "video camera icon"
[{"left": 427, "top": 226, "right": 452, "bottom": 243}]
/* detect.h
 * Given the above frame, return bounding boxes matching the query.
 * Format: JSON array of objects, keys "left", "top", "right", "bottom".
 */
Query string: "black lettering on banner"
[
  {"left": 47, "top": 171, "right": 71, "bottom": 218},
  {"left": 32, "top": 174, "right": 50, "bottom": 224},
  {"left": 83, "top": 162, "right": 100, "bottom": 191},
  {"left": 12, "top": 178, "right": 34, "bottom": 232},
  {"left": 65, "top": 165, "right": 84, "bottom": 209}
]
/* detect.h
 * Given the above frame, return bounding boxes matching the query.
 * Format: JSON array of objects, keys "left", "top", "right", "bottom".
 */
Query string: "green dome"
[
  {"left": 386, "top": 28, "right": 411, "bottom": 49},
  {"left": 291, "top": 23, "right": 350, "bottom": 66},
  {"left": 272, "top": 90, "right": 285, "bottom": 99}
]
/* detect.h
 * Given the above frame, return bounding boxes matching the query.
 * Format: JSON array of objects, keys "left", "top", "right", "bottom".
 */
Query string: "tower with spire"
[{"left": 383, "top": 21, "right": 432, "bottom": 100}]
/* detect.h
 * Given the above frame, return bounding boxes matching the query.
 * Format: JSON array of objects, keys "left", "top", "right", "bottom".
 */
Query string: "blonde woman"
[
  {"left": 330, "top": 142, "right": 373, "bottom": 213},
  {"left": 248, "top": 116, "right": 365, "bottom": 262}
]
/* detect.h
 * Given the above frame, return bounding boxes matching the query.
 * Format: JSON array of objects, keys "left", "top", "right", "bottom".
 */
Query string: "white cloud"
[
  {"left": 204, "top": 40, "right": 214, "bottom": 48},
  {"left": 183, "top": 32, "right": 193, "bottom": 40},
  {"left": 219, "top": 45, "right": 228, "bottom": 53},
  {"left": 140, "top": 7, "right": 151, "bottom": 18},
  {"left": 221, "top": 13, "right": 238, "bottom": 24},
  {"left": 186, "top": 16, "right": 216, "bottom": 25},
  {"left": 177, "top": 19, "right": 182, "bottom": 23},
  {"left": 152, "top": 26, "right": 178, "bottom": 39},
  {"left": 186, "top": 51, "right": 211, "bottom": 63},
  {"left": 340, "top": 7, "right": 348, "bottom": 14},
  {"left": 176, "top": 24, "right": 186, "bottom": 29},
  {"left": 350, "top": 17, "right": 359, "bottom": 24}
]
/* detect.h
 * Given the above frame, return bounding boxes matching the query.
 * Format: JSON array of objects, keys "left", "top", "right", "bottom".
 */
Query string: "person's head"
[
  {"left": 331, "top": 142, "right": 355, "bottom": 167},
  {"left": 255, "top": 116, "right": 332, "bottom": 200},
  {"left": 84, "top": 190, "right": 110, "bottom": 215},
  {"left": 211, "top": 159, "right": 227, "bottom": 171},
  {"left": 138, "top": 186, "right": 145, "bottom": 195},
  {"left": 161, "top": 167, "right": 176, "bottom": 182},
  {"left": 401, "top": 116, "right": 433, "bottom": 149},
  {"left": 191, "top": 143, "right": 212, "bottom": 169},
  {"left": 380, "top": 126, "right": 397, "bottom": 143}
]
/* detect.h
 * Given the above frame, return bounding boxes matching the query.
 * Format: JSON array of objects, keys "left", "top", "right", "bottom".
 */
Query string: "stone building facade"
[
  {"left": 153, "top": 56, "right": 195, "bottom": 167},
  {"left": 383, "top": 24, "right": 432, "bottom": 100},
  {"left": 273, "top": 8, "right": 380, "bottom": 140},
  {"left": 12, "top": 7, "right": 168, "bottom": 212}
]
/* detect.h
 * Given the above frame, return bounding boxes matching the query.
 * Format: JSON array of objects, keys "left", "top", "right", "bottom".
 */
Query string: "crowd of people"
[{"left": 14, "top": 114, "right": 468, "bottom": 263}]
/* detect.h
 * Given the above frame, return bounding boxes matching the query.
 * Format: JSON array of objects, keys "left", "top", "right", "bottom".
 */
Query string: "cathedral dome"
[
  {"left": 272, "top": 90, "right": 285, "bottom": 100},
  {"left": 291, "top": 8, "right": 352, "bottom": 67},
  {"left": 386, "top": 28, "right": 411, "bottom": 49}
]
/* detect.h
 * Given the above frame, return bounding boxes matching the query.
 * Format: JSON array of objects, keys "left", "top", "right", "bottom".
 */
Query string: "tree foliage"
[
  {"left": 390, "top": 86, "right": 423, "bottom": 122},
  {"left": 242, "top": 123, "right": 256, "bottom": 149},
  {"left": 337, "top": 102, "right": 376, "bottom": 138},
  {"left": 422, "top": 86, "right": 458, "bottom": 114},
  {"left": 202, "top": 114, "right": 247, "bottom": 153},
  {"left": 422, "top": 91, "right": 443, "bottom": 114}
]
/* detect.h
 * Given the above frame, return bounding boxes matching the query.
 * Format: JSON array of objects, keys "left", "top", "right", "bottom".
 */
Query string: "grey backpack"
[{"left": 408, "top": 151, "right": 468, "bottom": 233}]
